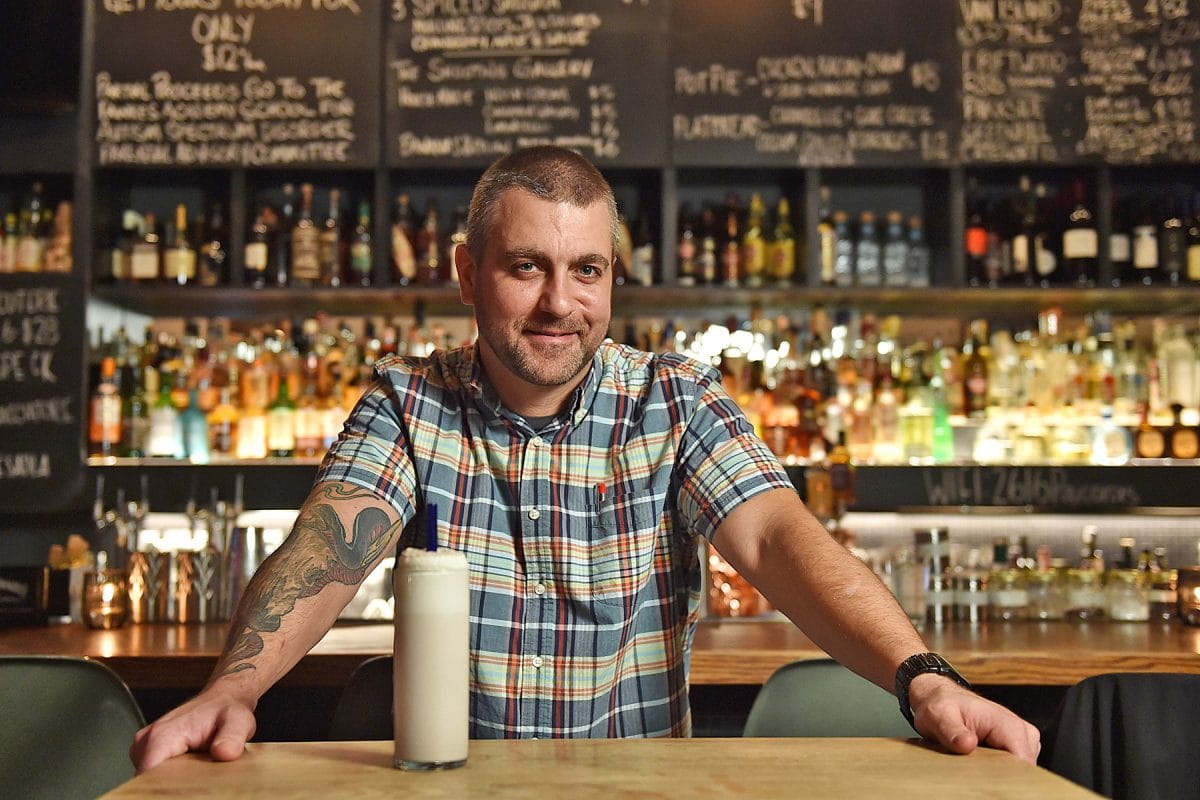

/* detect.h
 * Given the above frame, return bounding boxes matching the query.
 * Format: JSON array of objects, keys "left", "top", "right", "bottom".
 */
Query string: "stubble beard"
[{"left": 479, "top": 310, "right": 604, "bottom": 387}]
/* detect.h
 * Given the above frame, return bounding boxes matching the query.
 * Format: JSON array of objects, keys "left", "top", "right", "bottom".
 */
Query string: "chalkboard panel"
[
  {"left": 94, "top": 0, "right": 381, "bottom": 168},
  {"left": 1073, "top": 1, "right": 1200, "bottom": 164},
  {"left": 958, "top": 0, "right": 1084, "bottom": 164},
  {"left": 670, "top": 0, "right": 959, "bottom": 167},
  {"left": 385, "top": 0, "right": 669, "bottom": 168},
  {"left": 0, "top": 274, "right": 86, "bottom": 513}
]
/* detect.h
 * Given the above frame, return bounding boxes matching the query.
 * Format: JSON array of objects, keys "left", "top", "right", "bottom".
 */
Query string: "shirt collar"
[{"left": 459, "top": 343, "right": 602, "bottom": 431}]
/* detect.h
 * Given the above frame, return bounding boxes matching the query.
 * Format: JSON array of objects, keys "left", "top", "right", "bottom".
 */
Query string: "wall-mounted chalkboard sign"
[
  {"left": 0, "top": 274, "right": 85, "bottom": 513},
  {"left": 94, "top": 0, "right": 380, "bottom": 168},
  {"left": 385, "top": 0, "right": 669, "bottom": 168},
  {"left": 671, "top": 0, "right": 959, "bottom": 167}
]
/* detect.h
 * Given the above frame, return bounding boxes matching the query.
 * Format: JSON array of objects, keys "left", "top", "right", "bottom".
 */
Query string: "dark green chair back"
[
  {"left": 329, "top": 655, "right": 393, "bottom": 741},
  {"left": 0, "top": 655, "right": 146, "bottom": 799},
  {"left": 742, "top": 658, "right": 914, "bottom": 738}
]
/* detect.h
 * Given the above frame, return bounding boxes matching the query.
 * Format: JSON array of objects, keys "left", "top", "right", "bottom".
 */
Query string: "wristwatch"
[{"left": 894, "top": 652, "right": 971, "bottom": 731}]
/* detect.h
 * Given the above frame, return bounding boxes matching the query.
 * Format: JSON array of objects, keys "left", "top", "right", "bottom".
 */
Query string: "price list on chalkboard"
[
  {"left": 671, "top": 0, "right": 959, "bottom": 167},
  {"left": 1074, "top": 0, "right": 1200, "bottom": 164},
  {"left": 0, "top": 275, "right": 85, "bottom": 512},
  {"left": 94, "top": 0, "right": 380, "bottom": 168},
  {"left": 385, "top": 0, "right": 669, "bottom": 167},
  {"left": 957, "top": 1, "right": 1082, "bottom": 164}
]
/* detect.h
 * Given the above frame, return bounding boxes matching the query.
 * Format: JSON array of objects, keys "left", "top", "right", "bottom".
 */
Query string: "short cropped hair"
[{"left": 466, "top": 145, "right": 620, "bottom": 263}]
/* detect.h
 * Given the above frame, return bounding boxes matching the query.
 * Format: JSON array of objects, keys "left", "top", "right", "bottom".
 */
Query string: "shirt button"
[
  {"left": 534, "top": 582, "right": 546, "bottom": 596},
  {"left": 532, "top": 656, "right": 544, "bottom": 668},
  {"left": 531, "top": 436, "right": 543, "bottom": 447},
  {"left": 528, "top": 508, "right": 540, "bottom": 520}
]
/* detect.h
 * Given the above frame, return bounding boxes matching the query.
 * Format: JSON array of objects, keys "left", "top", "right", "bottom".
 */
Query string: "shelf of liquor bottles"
[{"left": 88, "top": 283, "right": 1200, "bottom": 320}]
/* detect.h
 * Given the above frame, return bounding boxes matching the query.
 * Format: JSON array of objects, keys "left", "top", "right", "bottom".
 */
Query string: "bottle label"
[
  {"left": 1171, "top": 428, "right": 1199, "bottom": 459},
  {"left": 1110, "top": 233, "right": 1131, "bottom": 264},
  {"left": 769, "top": 240, "right": 795, "bottom": 280},
  {"left": 350, "top": 242, "right": 372, "bottom": 275},
  {"left": 1137, "top": 428, "right": 1165, "bottom": 459},
  {"left": 245, "top": 241, "right": 268, "bottom": 272},
  {"left": 90, "top": 396, "right": 121, "bottom": 444},
  {"left": 1133, "top": 227, "right": 1158, "bottom": 269},
  {"left": 393, "top": 227, "right": 417, "bottom": 279},
  {"left": 1063, "top": 228, "right": 1098, "bottom": 259},
  {"left": 1188, "top": 245, "right": 1200, "bottom": 281},
  {"left": 965, "top": 227, "right": 987, "bottom": 257}
]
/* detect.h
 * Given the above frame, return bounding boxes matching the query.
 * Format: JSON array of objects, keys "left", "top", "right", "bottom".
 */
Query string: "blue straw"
[{"left": 426, "top": 504, "right": 438, "bottom": 552}]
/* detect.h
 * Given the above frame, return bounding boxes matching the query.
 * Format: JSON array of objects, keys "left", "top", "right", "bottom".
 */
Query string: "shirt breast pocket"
[{"left": 589, "top": 489, "right": 660, "bottom": 607}]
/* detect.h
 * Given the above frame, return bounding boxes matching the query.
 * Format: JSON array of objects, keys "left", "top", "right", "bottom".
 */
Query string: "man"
[{"left": 131, "top": 146, "right": 1039, "bottom": 771}]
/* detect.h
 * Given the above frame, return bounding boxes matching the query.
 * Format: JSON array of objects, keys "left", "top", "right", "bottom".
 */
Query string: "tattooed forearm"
[{"left": 217, "top": 484, "right": 401, "bottom": 678}]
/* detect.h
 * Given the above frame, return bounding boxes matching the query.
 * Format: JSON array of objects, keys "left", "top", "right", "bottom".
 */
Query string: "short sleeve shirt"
[{"left": 316, "top": 341, "right": 792, "bottom": 738}]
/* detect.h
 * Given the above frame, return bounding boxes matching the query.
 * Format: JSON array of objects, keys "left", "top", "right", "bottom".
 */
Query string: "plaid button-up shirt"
[{"left": 317, "top": 341, "right": 791, "bottom": 738}]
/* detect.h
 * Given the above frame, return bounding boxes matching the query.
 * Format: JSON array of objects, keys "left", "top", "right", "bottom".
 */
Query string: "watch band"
[{"left": 894, "top": 652, "right": 971, "bottom": 731}]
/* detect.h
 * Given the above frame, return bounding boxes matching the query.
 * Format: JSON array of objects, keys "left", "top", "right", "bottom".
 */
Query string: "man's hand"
[
  {"left": 907, "top": 673, "right": 1041, "bottom": 764},
  {"left": 129, "top": 687, "right": 257, "bottom": 774}
]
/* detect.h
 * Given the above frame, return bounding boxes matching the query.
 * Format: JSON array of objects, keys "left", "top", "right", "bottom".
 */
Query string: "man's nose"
[{"left": 537, "top": 271, "right": 575, "bottom": 317}]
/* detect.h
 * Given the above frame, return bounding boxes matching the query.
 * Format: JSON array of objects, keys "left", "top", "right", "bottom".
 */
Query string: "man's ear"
[{"left": 456, "top": 244, "right": 476, "bottom": 306}]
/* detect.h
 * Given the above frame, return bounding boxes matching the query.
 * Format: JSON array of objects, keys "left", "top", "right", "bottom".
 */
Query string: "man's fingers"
[
  {"left": 132, "top": 725, "right": 192, "bottom": 774},
  {"left": 210, "top": 707, "right": 257, "bottom": 762}
]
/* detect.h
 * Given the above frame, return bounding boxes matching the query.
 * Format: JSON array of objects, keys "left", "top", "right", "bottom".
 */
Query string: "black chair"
[
  {"left": 1039, "top": 672, "right": 1200, "bottom": 800},
  {"left": 0, "top": 655, "right": 146, "bottom": 799},
  {"left": 742, "top": 658, "right": 915, "bottom": 738},
  {"left": 329, "top": 655, "right": 394, "bottom": 740}
]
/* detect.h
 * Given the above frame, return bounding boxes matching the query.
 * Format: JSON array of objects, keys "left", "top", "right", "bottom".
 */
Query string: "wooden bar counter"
[
  {"left": 4, "top": 618, "right": 1199, "bottom": 690},
  {"left": 102, "top": 738, "right": 1099, "bottom": 799}
]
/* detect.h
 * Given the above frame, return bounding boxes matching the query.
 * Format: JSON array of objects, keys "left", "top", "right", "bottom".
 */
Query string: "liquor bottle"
[
  {"left": 198, "top": 203, "right": 227, "bottom": 287},
  {"left": 1166, "top": 402, "right": 1198, "bottom": 459},
  {"left": 768, "top": 196, "right": 796, "bottom": 286},
  {"left": 181, "top": 389, "right": 211, "bottom": 464},
  {"left": 832, "top": 210, "right": 854, "bottom": 286},
  {"left": 1134, "top": 403, "right": 1166, "bottom": 459},
  {"left": 1160, "top": 195, "right": 1187, "bottom": 286},
  {"left": 1188, "top": 193, "right": 1200, "bottom": 283},
  {"left": 0, "top": 213, "right": 17, "bottom": 273},
  {"left": 290, "top": 183, "right": 321, "bottom": 286},
  {"left": 244, "top": 206, "right": 270, "bottom": 288},
  {"left": 929, "top": 352, "right": 955, "bottom": 464},
  {"left": 828, "top": 431, "right": 855, "bottom": 519},
  {"left": 42, "top": 201, "right": 72, "bottom": 273},
  {"left": 697, "top": 205, "right": 718, "bottom": 285},
  {"left": 89, "top": 357, "right": 122, "bottom": 458},
  {"left": 1008, "top": 175, "right": 1037, "bottom": 287},
  {"left": 349, "top": 200, "right": 373, "bottom": 287},
  {"left": 960, "top": 319, "right": 988, "bottom": 419},
  {"left": 881, "top": 211, "right": 909, "bottom": 287},
  {"left": 1091, "top": 407, "right": 1132, "bottom": 465},
  {"left": 130, "top": 213, "right": 161, "bottom": 282},
  {"left": 965, "top": 184, "right": 988, "bottom": 287},
  {"left": 854, "top": 211, "right": 881, "bottom": 286},
  {"left": 741, "top": 194, "right": 766, "bottom": 288},
  {"left": 1032, "top": 182, "right": 1059, "bottom": 286},
  {"left": 676, "top": 204, "right": 698, "bottom": 287},
  {"left": 15, "top": 182, "right": 45, "bottom": 272},
  {"left": 162, "top": 204, "right": 196, "bottom": 286},
  {"left": 720, "top": 197, "right": 743, "bottom": 288},
  {"left": 983, "top": 198, "right": 1009, "bottom": 286},
  {"left": 293, "top": 354, "right": 324, "bottom": 458},
  {"left": 1160, "top": 323, "right": 1198, "bottom": 411},
  {"left": 817, "top": 186, "right": 836, "bottom": 286},
  {"left": 906, "top": 215, "right": 931, "bottom": 287},
  {"left": 266, "top": 377, "right": 296, "bottom": 457},
  {"left": 1062, "top": 179, "right": 1097, "bottom": 286},
  {"left": 207, "top": 385, "right": 238, "bottom": 458},
  {"left": 273, "top": 182, "right": 296, "bottom": 287},
  {"left": 1130, "top": 198, "right": 1161, "bottom": 285},
  {"left": 615, "top": 214, "right": 634, "bottom": 286},
  {"left": 147, "top": 380, "right": 183, "bottom": 458},
  {"left": 445, "top": 205, "right": 468, "bottom": 285},
  {"left": 1110, "top": 197, "right": 1132, "bottom": 285},
  {"left": 391, "top": 193, "right": 419, "bottom": 285},
  {"left": 318, "top": 188, "right": 343, "bottom": 287},
  {"left": 416, "top": 199, "right": 442, "bottom": 284},
  {"left": 120, "top": 364, "right": 149, "bottom": 458},
  {"left": 629, "top": 216, "right": 655, "bottom": 287}
]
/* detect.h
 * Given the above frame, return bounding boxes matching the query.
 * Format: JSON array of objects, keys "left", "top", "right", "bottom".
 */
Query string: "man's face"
[{"left": 457, "top": 190, "right": 613, "bottom": 404}]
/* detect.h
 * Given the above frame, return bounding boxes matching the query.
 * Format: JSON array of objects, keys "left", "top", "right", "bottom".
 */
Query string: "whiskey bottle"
[
  {"left": 162, "top": 204, "right": 196, "bottom": 286},
  {"left": 741, "top": 194, "right": 766, "bottom": 288},
  {"left": 318, "top": 188, "right": 343, "bottom": 288},
  {"left": 1062, "top": 179, "right": 1097, "bottom": 287},
  {"left": 349, "top": 200, "right": 373, "bottom": 287},
  {"left": 129, "top": 213, "right": 161, "bottom": 283},
  {"left": 244, "top": 206, "right": 270, "bottom": 288},
  {"left": 290, "top": 183, "right": 321, "bottom": 286},
  {"left": 768, "top": 196, "right": 796, "bottom": 286}
]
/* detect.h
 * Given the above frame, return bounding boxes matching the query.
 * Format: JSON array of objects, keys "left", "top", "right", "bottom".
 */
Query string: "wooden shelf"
[{"left": 88, "top": 284, "right": 1200, "bottom": 319}]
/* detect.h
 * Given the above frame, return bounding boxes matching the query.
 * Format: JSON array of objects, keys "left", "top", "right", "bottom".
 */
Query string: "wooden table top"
[
  {"left": 101, "top": 739, "right": 1099, "bottom": 799},
  {"left": 4, "top": 617, "right": 1199, "bottom": 689}
]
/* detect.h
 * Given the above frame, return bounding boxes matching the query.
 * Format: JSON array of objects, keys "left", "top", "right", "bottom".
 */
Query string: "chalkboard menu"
[
  {"left": 957, "top": 1, "right": 1082, "bottom": 163},
  {"left": 671, "top": 0, "right": 959, "bottom": 167},
  {"left": 385, "top": 0, "right": 669, "bottom": 167},
  {"left": 1074, "top": 1, "right": 1200, "bottom": 164},
  {"left": 0, "top": 274, "right": 85, "bottom": 513},
  {"left": 94, "top": 0, "right": 380, "bottom": 168}
]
